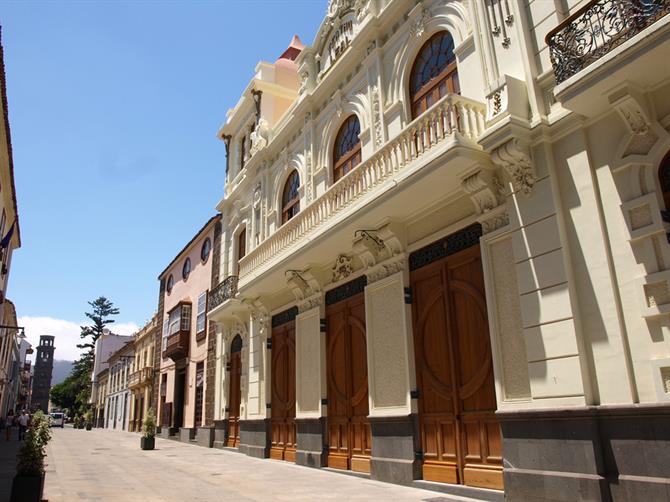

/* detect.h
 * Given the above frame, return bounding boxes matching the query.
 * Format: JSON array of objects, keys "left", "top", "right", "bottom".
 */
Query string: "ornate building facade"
[{"left": 205, "top": 1, "right": 670, "bottom": 500}]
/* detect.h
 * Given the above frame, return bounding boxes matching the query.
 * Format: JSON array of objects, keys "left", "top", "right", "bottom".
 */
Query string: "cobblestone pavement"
[{"left": 42, "top": 427, "right": 483, "bottom": 502}]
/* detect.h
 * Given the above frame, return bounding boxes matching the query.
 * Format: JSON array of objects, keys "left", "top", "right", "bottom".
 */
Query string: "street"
[{"left": 42, "top": 427, "right": 475, "bottom": 502}]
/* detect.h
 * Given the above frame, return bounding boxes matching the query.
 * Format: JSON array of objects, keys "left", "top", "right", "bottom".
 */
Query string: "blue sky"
[{"left": 2, "top": 0, "right": 326, "bottom": 359}]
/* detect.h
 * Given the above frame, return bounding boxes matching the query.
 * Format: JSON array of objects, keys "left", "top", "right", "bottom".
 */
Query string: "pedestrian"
[
  {"left": 4, "top": 410, "right": 15, "bottom": 441},
  {"left": 17, "top": 409, "right": 30, "bottom": 440}
]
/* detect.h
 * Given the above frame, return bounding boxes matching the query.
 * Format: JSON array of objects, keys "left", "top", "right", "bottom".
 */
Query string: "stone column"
[
  {"left": 295, "top": 303, "right": 327, "bottom": 468},
  {"left": 364, "top": 264, "right": 420, "bottom": 485}
]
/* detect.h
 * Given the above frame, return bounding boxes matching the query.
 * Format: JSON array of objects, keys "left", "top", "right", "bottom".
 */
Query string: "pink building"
[{"left": 156, "top": 215, "right": 220, "bottom": 444}]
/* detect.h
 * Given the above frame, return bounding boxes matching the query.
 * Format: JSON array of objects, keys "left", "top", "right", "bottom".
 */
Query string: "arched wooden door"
[
  {"left": 659, "top": 151, "right": 670, "bottom": 209},
  {"left": 270, "top": 320, "right": 296, "bottom": 461},
  {"left": 226, "top": 335, "right": 243, "bottom": 447},
  {"left": 410, "top": 237, "right": 502, "bottom": 490},
  {"left": 326, "top": 280, "right": 371, "bottom": 473}
]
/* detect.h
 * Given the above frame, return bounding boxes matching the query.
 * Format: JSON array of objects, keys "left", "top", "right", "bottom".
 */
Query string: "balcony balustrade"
[
  {"left": 547, "top": 0, "right": 670, "bottom": 85},
  {"left": 128, "top": 367, "right": 153, "bottom": 389},
  {"left": 207, "top": 275, "right": 239, "bottom": 312},
  {"left": 237, "top": 93, "right": 485, "bottom": 282}
]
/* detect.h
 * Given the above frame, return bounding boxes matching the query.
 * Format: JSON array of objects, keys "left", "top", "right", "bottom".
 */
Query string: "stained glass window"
[
  {"left": 410, "top": 32, "right": 459, "bottom": 119},
  {"left": 282, "top": 170, "right": 301, "bottom": 224},
  {"left": 333, "top": 115, "right": 361, "bottom": 182}
]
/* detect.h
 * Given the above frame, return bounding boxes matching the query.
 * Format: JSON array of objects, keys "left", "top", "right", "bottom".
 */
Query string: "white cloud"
[{"left": 17, "top": 316, "right": 139, "bottom": 362}]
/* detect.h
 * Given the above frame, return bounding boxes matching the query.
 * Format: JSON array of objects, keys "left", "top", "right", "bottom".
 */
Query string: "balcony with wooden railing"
[
  {"left": 237, "top": 93, "right": 486, "bottom": 284},
  {"left": 547, "top": 0, "right": 670, "bottom": 85},
  {"left": 128, "top": 367, "right": 153, "bottom": 390}
]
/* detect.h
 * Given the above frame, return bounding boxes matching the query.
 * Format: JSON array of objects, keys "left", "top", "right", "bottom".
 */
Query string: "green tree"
[{"left": 50, "top": 296, "right": 120, "bottom": 415}]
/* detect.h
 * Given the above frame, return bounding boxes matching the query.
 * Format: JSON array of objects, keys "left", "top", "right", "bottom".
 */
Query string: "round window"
[
  {"left": 201, "top": 238, "right": 212, "bottom": 263},
  {"left": 182, "top": 258, "right": 191, "bottom": 280},
  {"left": 166, "top": 274, "right": 174, "bottom": 294}
]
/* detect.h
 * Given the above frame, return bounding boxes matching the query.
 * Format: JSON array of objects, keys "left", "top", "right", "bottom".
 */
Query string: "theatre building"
[
  {"left": 206, "top": 1, "right": 670, "bottom": 500},
  {"left": 155, "top": 215, "right": 220, "bottom": 445}
]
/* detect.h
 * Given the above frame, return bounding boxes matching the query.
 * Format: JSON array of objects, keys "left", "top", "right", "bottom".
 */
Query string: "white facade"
[{"left": 205, "top": 1, "right": 670, "bottom": 500}]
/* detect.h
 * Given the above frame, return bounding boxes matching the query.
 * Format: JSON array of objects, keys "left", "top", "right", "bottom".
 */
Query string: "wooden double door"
[
  {"left": 326, "top": 291, "right": 371, "bottom": 473},
  {"left": 270, "top": 320, "right": 296, "bottom": 461},
  {"left": 411, "top": 244, "right": 503, "bottom": 489},
  {"left": 226, "top": 335, "right": 243, "bottom": 447}
]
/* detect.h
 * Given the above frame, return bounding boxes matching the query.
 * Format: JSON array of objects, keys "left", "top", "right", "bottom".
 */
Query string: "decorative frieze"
[
  {"left": 365, "top": 255, "right": 405, "bottom": 284},
  {"left": 409, "top": 224, "right": 483, "bottom": 271}
]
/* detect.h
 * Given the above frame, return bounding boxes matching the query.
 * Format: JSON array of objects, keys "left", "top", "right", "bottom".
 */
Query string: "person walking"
[
  {"left": 17, "top": 410, "right": 29, "bottom": 440},
  {"left": 4, "top": 410, "right": 15, "bottom": 441}
]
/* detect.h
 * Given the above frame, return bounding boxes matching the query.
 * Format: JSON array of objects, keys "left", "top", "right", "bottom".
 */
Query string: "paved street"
[{"left": 43, "top": 427, "right": 478, "bottom": 502}]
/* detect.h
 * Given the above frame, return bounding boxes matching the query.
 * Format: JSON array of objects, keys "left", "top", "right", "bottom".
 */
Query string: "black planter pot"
[
  {"left": 85, "top": 424, "right": 92, "bottom": 431},
  {"left": 10, "top": 474, "right": 44, "bottom": 502},
  {"left": 141, "top": 436, "right": 155, "bottom": 450}
]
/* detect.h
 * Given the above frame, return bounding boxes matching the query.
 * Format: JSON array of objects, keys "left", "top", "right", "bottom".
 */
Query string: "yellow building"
[{"left": 129, "top": 315, "right": 158, "bottom": 432}]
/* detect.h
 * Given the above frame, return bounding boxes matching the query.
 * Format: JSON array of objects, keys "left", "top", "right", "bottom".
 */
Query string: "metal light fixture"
[{"left": 354, "top": 230, "right": 385, "bottom": 250}]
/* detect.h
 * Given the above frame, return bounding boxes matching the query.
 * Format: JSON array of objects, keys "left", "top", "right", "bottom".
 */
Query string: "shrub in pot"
[
  {"left": 84, "top": 410, "right": 93, "bottom": 431},
  {"left": 73, "top": 416, "right": 80, "bottom": 429},
  {"left": 140, "top": 408, "right": 156, "bottom": 450},
  {"left": 11, "top": 411, "right": 51, "bottom": 502}
]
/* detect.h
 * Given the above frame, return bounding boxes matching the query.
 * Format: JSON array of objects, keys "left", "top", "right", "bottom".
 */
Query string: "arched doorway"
[
  {"left": 226, "top": 335, "right": 243, "bottom": 447},
  {"left": 658, "top": 150, "right": 670, "bottom": 209},
  {"left": 270, "top": 315, "right": 296, "bottom": 461}
]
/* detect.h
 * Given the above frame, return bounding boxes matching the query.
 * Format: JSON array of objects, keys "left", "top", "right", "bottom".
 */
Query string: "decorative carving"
[
  {"left": 491, "top": 139, "right": 535, "bottom": 196},
  {"left": 286, "top": 269, "right": 321, "bottom": 302},
  {"left": 253, "top": 183, "right": 262, "bottom": 210},
  {"left": 480, "top": 206, "right": 510, "bottom": 234},
  {"left": 298, "top": 295, "right": 323, "bottom": 313},
  {"left": 353, "top": 224, "right": 402, "bottom": 269},
  {"left": 249, "top": 118, "right": 270, "bottom": 156},
  {"left": 410, "top": 7, "right": 431, "bottom": 38},
  {"left": 332, "top": 254, "right": 354, "bottom": 282},
  {"left": 610, "top": 91, "right": 659, "bottom": 157},
  {"left": 461, "top": 170, "right": 505, "bottom": 214},
  {"left": 222, "top": 135, "right": 232, "bottom": 178},
  {"left": 365, "top": 255, "right": 405, "bottom": 284},
  {"left": 371, "top": 85, "right": 383, "bottom": 148},
  {"left": 409, "top": 224, "right": 482, "bottom": 271},
  {"left": 251, "top": 89, "right": 263, "bottom": 125}
]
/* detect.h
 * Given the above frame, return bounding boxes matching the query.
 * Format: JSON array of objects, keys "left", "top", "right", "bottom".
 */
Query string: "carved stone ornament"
[
  {"left": 491, "top": 139, "right": 535, "bottom": 196},
  {"left": 353, "top": 223, "right": 403, "bottom": 270},
  {"left": 371, "top": 85, "right": 383, "bottom": 148},
  {"left": 365, "top": 255, "right": 405, "bottom": 284},
  {"left": 249, "top": 118, "right": 270, "bottom": 156},
  {"left": 298, "top": 294, "right": 323, "bottom": 314},
  {"left": 332, "top": 254, "right": 354, "bottom": 283},
  {"left": 462, "top": 169, "right": 509, "bottom": 234},
  {"left": 410, "top": 7, "right": 431, "bottom": 38},
  {"left": 286, "top": 269, "right": 321, "bottom": 302},
  {"left": 253, "top": 183, "right": 262, "bottom": 210},
  {"left": 610, "top": 90, "right": 659, "bottom": 157}
]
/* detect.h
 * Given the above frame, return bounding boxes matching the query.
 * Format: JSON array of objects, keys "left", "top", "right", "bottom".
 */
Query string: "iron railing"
[
  {"left": 207, "top": 275, "right": 239, "bottom": 311},
  {"left": 546, "top": 0, "right": 670, "bottom": 84}
]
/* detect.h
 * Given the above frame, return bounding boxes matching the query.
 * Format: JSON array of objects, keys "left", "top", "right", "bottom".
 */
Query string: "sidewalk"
[{"left": 0, "top": 427, "right": 20, "bottom": 502}]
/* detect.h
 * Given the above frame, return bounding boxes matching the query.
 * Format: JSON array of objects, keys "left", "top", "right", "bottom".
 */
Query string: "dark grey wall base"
[
  {"left": 179, "top": 427, "right": 195, "bottom": 443},
  {"left": 196, "top": 426, "right": 215, "bottom": 448},
  {"left": 499, "top": 404, "right": 670, "bottom": 502},
  {"left": 213, "top": 419, "right": 228, "bottom": 449},
  {"left": 157, "top": 427, "right": 175, "bottom": 439},
  {"left": 296, "top": 418, "right": 327, "bottom": 468},
  {"left": 239, "top": 419, "right": 270, "bottom": 458},
  {"left": 369, "top": 415, "right": 421, "bottom": 485}
]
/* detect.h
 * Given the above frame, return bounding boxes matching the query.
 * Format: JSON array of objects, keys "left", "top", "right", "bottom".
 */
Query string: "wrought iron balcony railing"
[
  {"left": 546, "top": 0, "right": 670, "bottom": 84},
  {"left": 207, "top": 275, "right": 239, "bottom": 312}
]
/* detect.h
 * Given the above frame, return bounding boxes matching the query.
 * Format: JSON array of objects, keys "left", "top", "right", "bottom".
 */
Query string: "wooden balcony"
[
  {"left": 164, "top": 329, "right": 190, "bottom": 361},
  {"left": 128, "top": 367, "right": 153, "bottom": 390},
  {"left": 546, "top": 0, "right": 670, "bottom": 85}
]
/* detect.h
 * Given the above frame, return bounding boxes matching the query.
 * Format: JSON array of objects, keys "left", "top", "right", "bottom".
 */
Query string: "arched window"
[
  {"left": 333, "top": 115, "right": 361, "bottom": 182},
  {"left": 231, "top": 334, "right": 243, "bottom": 353},
  {"left": 282, "top": 170, "right": 301, "bottom": 224},
  {"left": 410, "top": 31, "right": 460, "bottom": 119},
  {"left": 659, "top": 151, "right": 670, "bottom": 209}
]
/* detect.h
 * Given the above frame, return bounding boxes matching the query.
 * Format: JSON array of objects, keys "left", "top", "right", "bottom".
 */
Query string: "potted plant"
[
  {"left": 84, "top": 410, "right": 93, "bottom": 431},
  {"left": 11, "top": 411, "right": 51, "bottom": 502},
  {"left": 73, "top": 415, "right": 80, "bottom": 429},
  {"left": 140, "top": 408, "right": 156, "bottom": 450}
]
